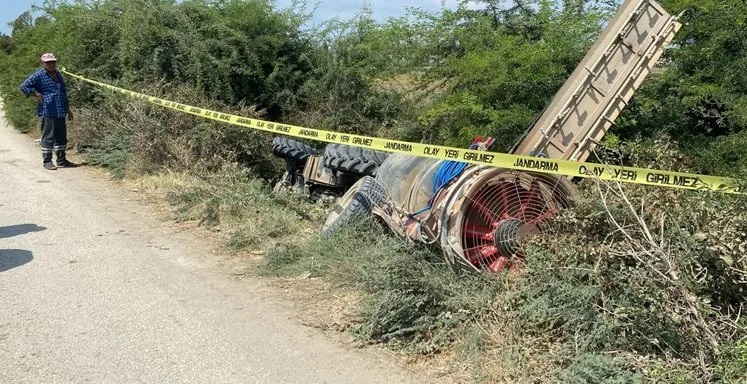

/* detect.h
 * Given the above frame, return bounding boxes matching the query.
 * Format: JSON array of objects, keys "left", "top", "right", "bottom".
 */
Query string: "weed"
[
  {"left": 718, "top": 339, "right": 747, "bottom": 384},
  {"left": 262, "top": 219, "right": 505, "bottom": 355},
  {"left": 84, "top": 132, "right": 133, "bottom": 179},
  {"left": 557, "top": 354, "right": 641, "bottom": 384}
]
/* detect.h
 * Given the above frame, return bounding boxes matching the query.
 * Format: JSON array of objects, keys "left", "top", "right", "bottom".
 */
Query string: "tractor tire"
[
  {"left": 321, "top": 176, "right": 387, "bottom": 238},
  {"left": 271, "top": 137, "right": 318, "bottom": 162},
  {"left": 322, "top": 143, "right": 389, "bottom": 176}
]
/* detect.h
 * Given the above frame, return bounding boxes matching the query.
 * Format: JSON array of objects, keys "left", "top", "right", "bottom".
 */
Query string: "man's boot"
[
  {"left": 42, "top": 147, "right": 56, "bottom": 170},
  {"left": 55, "top": 148, "right": 77, "bottom": 168}
]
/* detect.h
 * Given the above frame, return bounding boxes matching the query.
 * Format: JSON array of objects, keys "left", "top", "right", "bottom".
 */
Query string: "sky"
[{"left": 0, "top": 0, "right": 460, "bottom": 35}]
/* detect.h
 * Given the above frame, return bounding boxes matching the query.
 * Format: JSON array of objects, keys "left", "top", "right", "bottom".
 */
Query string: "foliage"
[
  {"left": 0, "top": 0, "right": 314, "bottom": 125},
  {"left": 262, "top": 220, "right": 504, "bottom": 355},
  {"left": 69, "top": 82, "right": 279, "bottom": 179},
  {"left": 391, "top": 2, "right": 612, "bottom": 150},
  {"left": 615, "top": 0, "right": 747, "bottom": 175},
  {"left": 511, "top": 139, "right": 747, "bottom": 381},
  {"left": 717, "top": 338, "right": 747, "bottom": 384},
  {"left": 283, "top": 12, "right": 408, "bottom": 139}
]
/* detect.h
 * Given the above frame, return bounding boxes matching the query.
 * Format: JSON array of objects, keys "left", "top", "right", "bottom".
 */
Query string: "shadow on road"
[
  {"left": 0, "top": 224, "right": 47, "bottom": 239},
  {"left": 0, "top": 249, "right": 34, "bottom": 272}
]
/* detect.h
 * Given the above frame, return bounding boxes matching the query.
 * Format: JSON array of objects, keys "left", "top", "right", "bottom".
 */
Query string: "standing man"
[{"left": 20, "top": 52, "right": 76, "bottom": 170}]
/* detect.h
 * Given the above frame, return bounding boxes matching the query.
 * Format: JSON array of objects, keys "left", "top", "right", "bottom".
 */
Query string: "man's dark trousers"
[{"left": 40, "top": 117, "right": 67, "bottom": 165}]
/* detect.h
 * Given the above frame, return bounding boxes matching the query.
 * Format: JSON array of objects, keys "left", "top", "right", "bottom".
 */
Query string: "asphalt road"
[{"left": 0, "top": 111, "right": 428, "bottom": 384}]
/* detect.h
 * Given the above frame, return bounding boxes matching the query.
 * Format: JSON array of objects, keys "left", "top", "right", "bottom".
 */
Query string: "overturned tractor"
[{"left": 274, "top": 0, "right": 681, "bottom": 272}]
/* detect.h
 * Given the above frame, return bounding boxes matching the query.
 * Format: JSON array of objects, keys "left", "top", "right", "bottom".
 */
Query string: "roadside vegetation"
[{"left": 1, "top": 0, "right": 745, "bottom": 382}]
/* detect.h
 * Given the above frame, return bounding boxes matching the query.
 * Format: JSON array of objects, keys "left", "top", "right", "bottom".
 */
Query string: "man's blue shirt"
[{"left": 20, "top": 69, "right": 69, "bottom": 118}]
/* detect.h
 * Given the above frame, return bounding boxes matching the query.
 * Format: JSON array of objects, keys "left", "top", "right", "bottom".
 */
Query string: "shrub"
[{"left": 262, "top": 220, "right": 505, "bottom": 354}]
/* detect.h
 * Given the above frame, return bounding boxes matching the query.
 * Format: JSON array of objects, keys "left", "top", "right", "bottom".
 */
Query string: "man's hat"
[{"left": 41, "top": 53, "right": 57, "bottom": 62}]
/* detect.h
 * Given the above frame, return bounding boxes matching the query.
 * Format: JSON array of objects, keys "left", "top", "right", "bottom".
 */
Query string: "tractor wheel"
[
  {"left": 322, "top": 143, "right": 389, "bottom": 176},
  {"left": 272, "top": 137, "right": 318, "bottom": 162},
  {"left": 321, "top": 176, "right": 386, "bottom": 238}
]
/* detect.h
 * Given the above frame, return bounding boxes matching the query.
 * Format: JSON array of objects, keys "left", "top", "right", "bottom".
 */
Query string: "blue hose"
[
  {"left": 433, "top": 159, "right": 469, "bottom": 195},
  {"left": 408, "top": 145, "right": 475, "bottom": 218}
]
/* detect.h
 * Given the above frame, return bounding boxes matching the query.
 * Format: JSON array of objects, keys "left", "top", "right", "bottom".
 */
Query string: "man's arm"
[
  {"left": 20, "top": 72, "right": 37, "bottom": 96},
  {"left": 20, "top": 72, "right": 43, "bottom": 103}
]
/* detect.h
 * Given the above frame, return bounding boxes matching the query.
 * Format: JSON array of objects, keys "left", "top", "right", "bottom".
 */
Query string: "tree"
[
  {"left": 614, "top": 0, "right": 747, "bottom": 174},
  {"left": 0, "top": 34, "right": 15, "bottom": 54}
]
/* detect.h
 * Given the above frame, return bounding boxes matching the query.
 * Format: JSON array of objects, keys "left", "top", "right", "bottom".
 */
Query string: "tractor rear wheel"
[
  {"left": 322, "top": 144, "right": 388, "bottom": 176},
  {"left": 272, "top": 137, "right": 318, "bottom": 162}
]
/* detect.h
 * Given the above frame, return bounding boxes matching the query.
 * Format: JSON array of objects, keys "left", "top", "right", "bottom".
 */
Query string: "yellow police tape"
[{"left": 62, "top": 69, "right": 743, "bottom": 195}]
